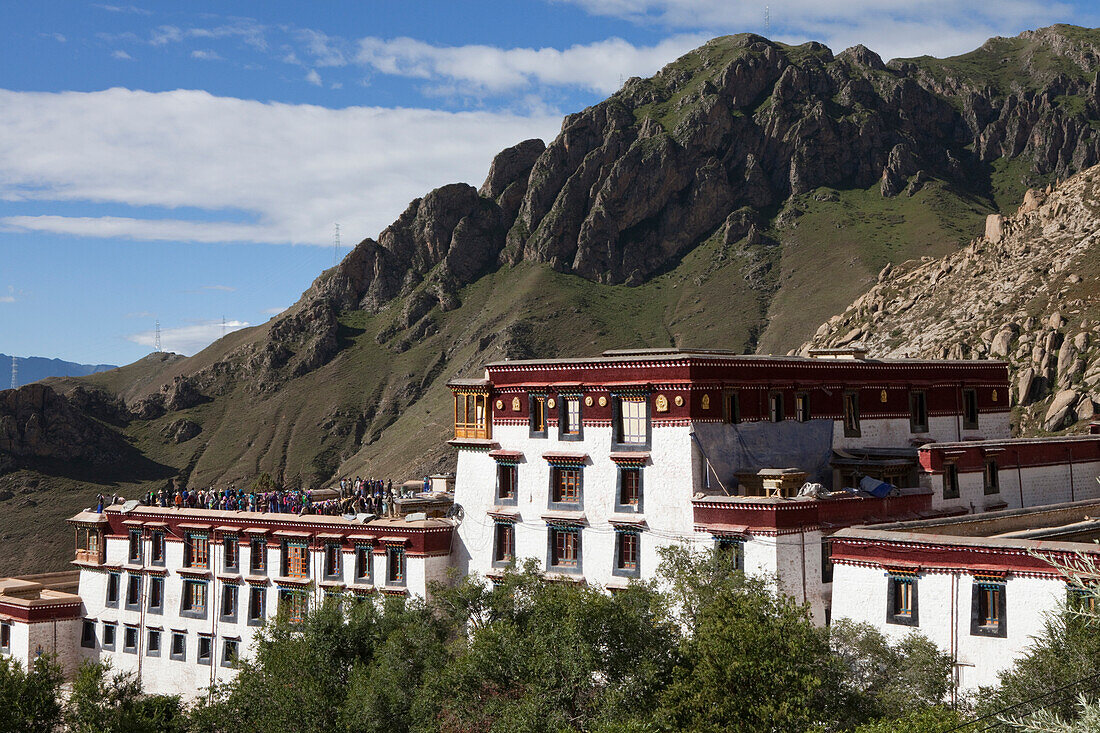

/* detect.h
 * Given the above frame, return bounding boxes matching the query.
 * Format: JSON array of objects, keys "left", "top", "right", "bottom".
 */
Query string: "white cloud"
[
  {"left": 202, "top": 285, "right": 235, "bottom": 292},
  {"left": 112, "top": 49, "right": 132, "bottom": 60},
  {"left": 298, "top": 29, "right": 348, "bottom": 67},
  {"left": 305, "top": 69, "right": 322, "bottom": 86},
  {"left": 93, "top": 4, "right": 153, "bottom": 15},
  {"left": 0, "top": 88, "right": 562, "bottom": 246},
  {"left": 551, "top": 0, "right": 1077, "bottom": 60},
  {"left": 43, "top": 33, "right": 67, "bottom": 43},
  {"left": 355, "top": 34, "right": 708, "bottom": 95},
  {"left": 191, "top": 49, "right": 223, "bottom": 61},
  {"left": 149, "top": 20, "right": 267, "bottom": 51},
  {"left": 127, "top": 319, "right": 249, "bottom": 356},
  {"left": 0, "top": 286, "right": 15, "bottom": 304}
]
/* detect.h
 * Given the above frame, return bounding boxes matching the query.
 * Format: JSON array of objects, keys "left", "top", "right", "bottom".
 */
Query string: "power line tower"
[
  {"left": 764, "top": 5, "right": 771, "bottom": 35},
  {"left": 333, "top": 222, "right": 341, "bottom": 266},
  {"left": 9, "top": 356, "right": 17, "bottom": 390},
  {"left": 155, "top": 320, "right": 162, "bottom": 353}
]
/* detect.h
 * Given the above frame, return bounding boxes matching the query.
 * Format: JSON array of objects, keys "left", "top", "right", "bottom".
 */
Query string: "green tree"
[
  {"left": 415, "top": 563, "right": 678, "bottom": 733},
  {"left": 0, "top": 654, "right": 63, "bottom": 733},
  {"left": 851, "top": 705, "right": 964, "bottom": 733},
  {"left": 66, "top": 660, "right": 184, "bottom": 733}
]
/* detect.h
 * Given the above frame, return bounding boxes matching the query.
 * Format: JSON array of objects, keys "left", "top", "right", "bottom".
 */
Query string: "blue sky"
[{"left": 2, "top": 1, "right": 1097, "bottom": 366}]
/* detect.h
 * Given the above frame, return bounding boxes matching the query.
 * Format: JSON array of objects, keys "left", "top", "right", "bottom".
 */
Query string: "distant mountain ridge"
[
  {"left": 0, "top": 354, "right": 115, "bottom": 388},
  {"left": 4, "top": 24, "right": 1100, "bottom": 575}
]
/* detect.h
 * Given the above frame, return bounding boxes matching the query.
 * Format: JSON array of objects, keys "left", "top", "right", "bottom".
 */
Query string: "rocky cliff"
[{"left": 803, "top": 162, "right": 1100, "bottom": 434}]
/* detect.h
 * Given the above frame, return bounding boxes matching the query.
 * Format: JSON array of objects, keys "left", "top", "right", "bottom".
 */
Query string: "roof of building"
[
  {"left": 68, "top": 505, "right": 456, "bottom": 531},
  {"left": 920, "top": 435, "right": 1100, "bottom": 451}
]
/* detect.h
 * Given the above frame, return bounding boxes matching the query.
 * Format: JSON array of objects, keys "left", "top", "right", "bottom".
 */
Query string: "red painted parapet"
[
  {"left": 94, "top": 507, "right": 455, "bottom": 557},
  {"left": 918, "top": 435, "right": 1100, "bottom": 474},
  {"left": 692, "top": 489, "right": 936, "bottom": 535}
]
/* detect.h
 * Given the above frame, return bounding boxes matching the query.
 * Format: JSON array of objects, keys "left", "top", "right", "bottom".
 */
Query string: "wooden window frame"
[
  {"left": 250, "top": 537, "right": 266, "bottom": 574},
  {"left": 150, "top": 531, "right": 165, "bottom": 565},
  {"left": 220, "top": 584, "right": 238, "bottom": 623},
  {"left": 223, "top": 536, "right": 239, "bottom": 571},
  {"left": 550, "top": 466, "right": 582, "bottom": 507},
  {"left": 454, "top": 390, "right": 490, "bottom": 440},
  {"left": 323, "top": 543, "right": 342, "bottom": 579},
  {"left": 971, "top": 582, "right": 1006, "bottom": 637},
  {"left": 984, "top": 459, "right": 1000, "bottom": 495},
  {"left": 909, "top": 390, "right": 928, "bottom": 433},
  {"left": 548, "top": 527, "right": 581, "bottom": 572},
  {"left": 559, "top": 396, "right": 583, "bottom": 441},
  {"left": 724, "top": 390, "right": 741, "bottom": 424},
  {"left": 613, "top": 531, "right": 640, "bottom": 578},
  {"left": 843, "top": 391, "right": 861, "bottom": 437},
  {"left": 247, "top": 586, "right": 266, "bottom": 626},
  {"left": 943, "top": 462, "right": 960, "bottom": 500},
  {"left": 354, "top": 546, "right": 373, "bottom": 583},
  {"left": 185, "top": 533, "right": 209, "bottom": 569},
  {"left": 181, "top": 580, "right": 208, "bottom": 619},
  {"left": 529, "top": 394, "right": 548, "bottom": 438},
  {"left": 768, "top": 392, "right": 785, "bottom": 423},
  {"left": 492, "top": 522, "right": 516, "bottom": 567},
  {"left": 285, "top": 543, "right": 309, "bottom": 579},
  {"left": 887, "top": 577, "right": 919, "bottom": 626},
  {"left": 496, "top": 463, "right": 518, "bottom": 505},
  {"left": 148, "top": 576, "right": 163, "bottom": 614},
  {"left": 386, "top": 547, "right": 406, "bottom": 585},
  {"left": 613, "top": 396, "right": 650, "bottom": 449},
  {"left": 795, "top": 392, "right": 810, "bottom": 422},
  {"left": 616, "top": 466, "right": 642, "bottom": 512},
  {"left": 128, "top": 529, "right": 142, "bottom": 563},
  {"left": 963, "top": 388, "right": 979, "bottom": 430}
]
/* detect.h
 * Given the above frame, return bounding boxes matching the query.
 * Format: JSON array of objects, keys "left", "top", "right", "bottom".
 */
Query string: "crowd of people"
[{"left": 92, "top": 475, "right": 434, "bottom": 518}]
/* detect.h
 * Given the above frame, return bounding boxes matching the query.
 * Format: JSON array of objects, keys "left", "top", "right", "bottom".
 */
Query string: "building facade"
[
  {"left": 448, "top": 348, "right": 1011, "bottom": 611},
  {"left": 831, "top": 499, "right": 1100, "bottom": 692},
  {"left": 68, "top": 506, "right": 454, "bottom": 697}
]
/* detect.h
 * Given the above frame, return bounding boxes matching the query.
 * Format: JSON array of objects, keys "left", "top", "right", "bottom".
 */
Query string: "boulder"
[{"left": 1044, "top": 389, "right": 1080, "bottom": 431}]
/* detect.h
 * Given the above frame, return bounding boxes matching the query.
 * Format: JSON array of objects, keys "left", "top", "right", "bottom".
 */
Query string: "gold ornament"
[
  {"left": 992, "top": 390, "right": 998, "bottom": 402},
  {"left": 701, "top": 394, "right": 710, "bottom": 410},
  {"left": 598, "top": 396, "right": 607, "bottom": 407},
  {"left": 880, "top": 389, "right": 888, "bottom": 403},
  {"left": 655, "top": 394, "right": 669, "bottom": 413},
  {"left": 512, "top": 397, "right": 520, "bottom": 411},
  {"left": 584, "top": 395, "right": 593, "bottom": 407},
  {"left": 495, "top": 400, "right": 503, "bottom": 410},
  {"left": 547, "top": 398, "right": 556, "bottom": 409},
  {"left": 674, "top": 395, "right": 684, "bottom": 407}
]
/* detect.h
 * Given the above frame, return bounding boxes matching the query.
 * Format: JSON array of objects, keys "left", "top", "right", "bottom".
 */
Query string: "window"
[
  {"left": 128, "top": 529, "right": 142, "bottom": 563},
  {"left": 1068, "top": 586, "right": 1098, "bottom": 613},
  {"left": 971, "top": 581, "right": 1006, "bottom": 637},
  {"left": 551, "top": 467, "right": 581, "bottom": 506},
  {"left": 769, "top": 392, "right": 785, "bottom": 422},
  {"left": 821, "top": 538, "right": 833, "bottom": 583},
  {"left": 795, "top": 393, "right": 810, "bottom": 422},
  {"left": 963, "top": 388, "right": 979, "bottom": 430},
  {"left": 279, "top": 589, "right": 308, "bottom": 623},
  {"left": 197, "top": 635, "right": 212, "bottom": 665},
  {"left": 250, "top": 537, "right": 266, "bottom": 573},
  {"left": 716, "top": 537, "right": 745, "bottom": 571},
  {"left": 0, "top": 622, "right": 9, "bottom": 654},
  {"left": 614, "top": 397, "right": 648, "bottom": 446},
  {"left": 529, "top": 395, "right": 548, "bottom": 437},
  {"left": 843, "top": 391, "right": 861, "bottom": 437},
  {"left": 102, "top": 622, "right": 117, "bottom": 651},
  {"left": 150, "top": 531, "right": 165, "bottom": 565},
  {"left": 493, "top": 523, "right": 515, "bottom": 566},
  {"left": 125, "top": 573, "right": 141, "bottom": 609},
  {"left": 147, "top": 629, "right": 161, "bottom": 656},
  {"left": 617, "top": 467, "right": 642, "bottom": 511},
  {"left": 324, "top": 543, "right": 341, "bottom": 579},
  {"left": 386, "top": 547, "right": 406, "bottom": 585},
  {"left": 496, "top": 464, "right": 517, "bottom": 503},
  {"left": 285, "top": 543, "right": 309, "bottom": 579},
  {"left": 909, "top": 391, "right": 928, "bottom": 433},
  {"left": 614, "top": 531, "right": 640, "bottom": 577},
  {"left": 170, "top": 632, "right": 186, "bottom": 661},
  {"left": 123, "top": 626, "right": 138, "bottom": 654},
  {"left": 148, "top": 576, "right": 163, "bottom": 613},
  {"left": 549, "top": 527, "right": 580, "bottom": 571},
  {"left": 222, "top": 638, "right": 240, "bottom": 667},
  {"left": 943, "top": 463, "right": 960, "bottom": 500},
  {"left": 984, "top": 459, "right": 1000, "bottom": 495},
  {"left": 454, "top": 390, "right": 490, "bottom": 440},
  {"left": 182, "top": 580, "right": 208, "bottom": 618},
  {"left": 560, "top": 396, "right": 582, "bottom": 439},
  {"left": 81, "top": 620, "right": 96, "bottom": 649},
  {"left": 221, "top": 585, "right": 238, "bottom": 622},
  {"left": 247, "top": 586, "right": 266, "bottom": 625},
  {"left": 75, "top": 526, "right": 102, "bottom": 563},
  {"left": 106, "top": 572, "right": 120, "bottom": 607},
  {"left": 887, "top": 576, "right": 918, "bottom": 626},
  {"left": 354, "top": 546, "right": 372, "bottom": 583},
  {"left": 185, "top": 533, "right": 209, "bottom": 569},
  {"left": 223, "top": 536, "right": 239, "bottom": 571},
  {"left": 725, "top": 391, "right": 741, "bottom": 424}
]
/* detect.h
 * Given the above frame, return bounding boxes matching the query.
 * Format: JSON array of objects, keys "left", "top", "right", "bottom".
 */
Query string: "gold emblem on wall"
[
  {"left": 584, "top": 395, "right": 593, "bottom": 407},
  {"left": 701, "top": 394, "right": 710, "bottom": 410},
  {"left": 674, "top": 395, "right": 684, "bottom": 407},
  {"left": 655, "top": 394, "right": 669, "bottom": 412},
  {"left": 880, "top": 389, "right": 888, "bottom": 403},
  {"left": 495, "top": 400, "right": 503, "bottom": 410},
  {"left": 598, "top": 396, "right": 607, "bottom": 407},
  {"left": 511, "top": 397, "right": 520, "bottom": 411},
  {"left": 547, "top": 398, "right": 556, "bottom": 409},
  {"left": 992, "top": 390, "right": 998, "bottom": 402}
]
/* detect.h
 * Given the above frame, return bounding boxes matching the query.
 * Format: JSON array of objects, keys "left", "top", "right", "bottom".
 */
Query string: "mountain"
[
  {"left": 4, "top": 24, "right": 1100, "bottom": 573},
  {"left": 803, "top": 162, "right": 1100, "bottom": 436},
  {"left": 0, "top": 354, "right": 116, "bottom": 388}
]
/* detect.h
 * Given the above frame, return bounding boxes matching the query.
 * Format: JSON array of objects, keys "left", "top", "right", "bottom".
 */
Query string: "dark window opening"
[
  {"left": 943, "top": 463, "right": 960, "bottom": 500},
  {"left": 963, "top": 388, "right": 979, "bottom": 430},
  {"left": 615, "top": 531, "right": 640, "bottom": 577},
  {"left": 984, "top": 459, "right": 1000, "bottom": 495},
  {"left": 843, "top": 392, "right": 861, "bottom": 437},
  {"left": 769, "top": 392, "right": 785, "bottom": 422},
  {"left": 725, "top": 391, "right": 741, "bottom": 424},
  {"left": 493, "top": 523, "right": 515, "bottom": 565},
  {"left": 496, "top": 464, "right": 517, "bottom": 502},
  {"left": 910, "top": 391, "right": 928, "bottom": 433}
]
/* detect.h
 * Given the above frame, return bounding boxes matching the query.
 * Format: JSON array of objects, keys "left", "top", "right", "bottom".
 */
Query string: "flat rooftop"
[
  {"left": 79, "top": 505, "right": 455, "bottom": 531},
  {"left": 482, "top": 348, "right": 1007, "bottom": 369}
]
